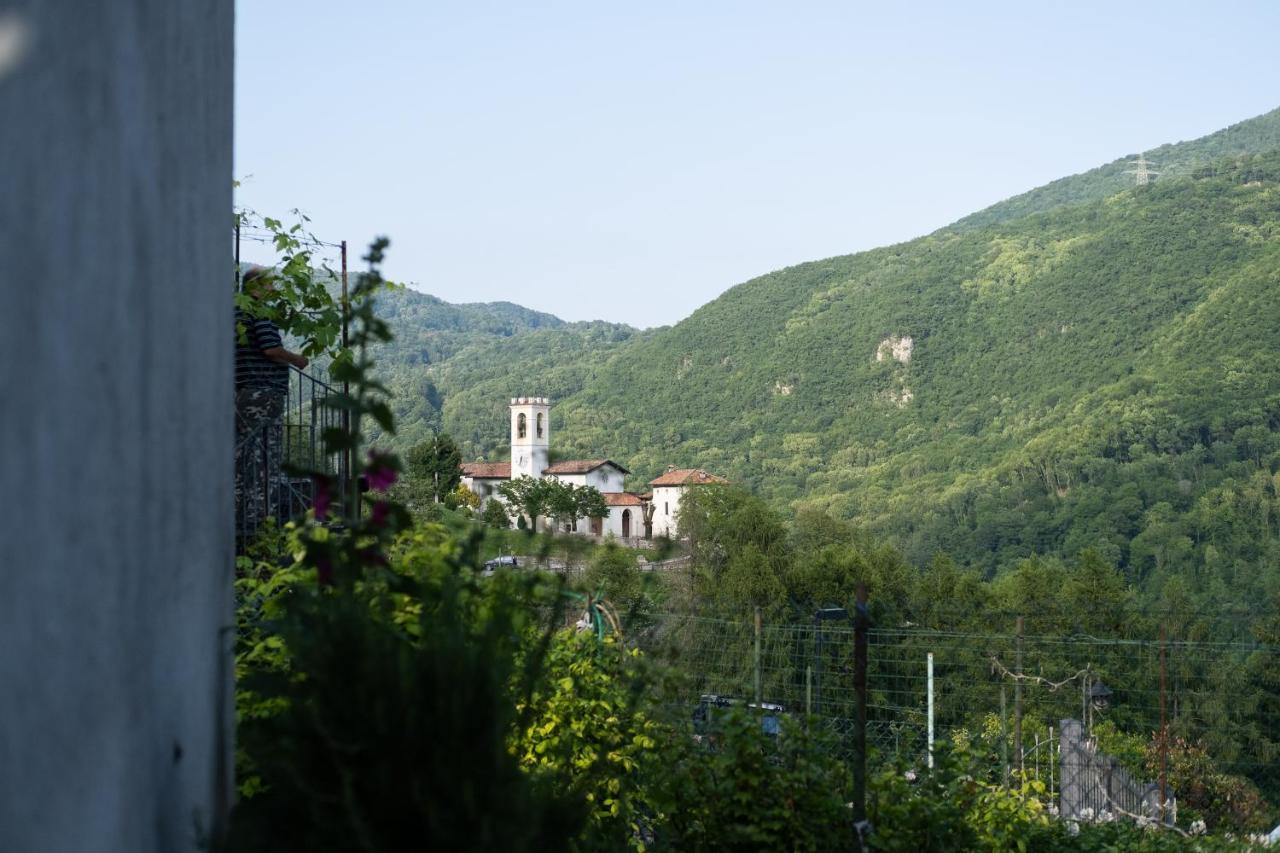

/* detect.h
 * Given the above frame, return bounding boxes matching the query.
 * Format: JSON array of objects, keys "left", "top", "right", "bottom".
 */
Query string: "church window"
[
  {"left": 665, "top": 502, "right": 669, "bottom": 516},
  {"left": 536, "top": 412, "right": 544, "bottom": 438},
  {"left": 517, "top": 413, "right": 527, "bottom": 438}
]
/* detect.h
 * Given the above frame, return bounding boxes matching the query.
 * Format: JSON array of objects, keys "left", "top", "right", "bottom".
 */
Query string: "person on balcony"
[{"left": 234, "top": 266, "right": 309, "bottom": 536}]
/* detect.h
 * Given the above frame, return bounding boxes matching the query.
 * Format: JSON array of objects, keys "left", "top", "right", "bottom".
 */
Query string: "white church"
[{"left": 460, "top": 396, "right": 725, "bottom": 541}]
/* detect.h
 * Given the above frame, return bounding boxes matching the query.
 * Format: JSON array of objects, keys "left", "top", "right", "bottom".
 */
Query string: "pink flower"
[
  {"left": 312, "top": 476, "right": 333, "bottom": 521},
  {"left": 365, "top": 452, "right": 398, "bottom": 492},
  {"left": 370, "top": 500, "right": 391, "bottom": 529}
]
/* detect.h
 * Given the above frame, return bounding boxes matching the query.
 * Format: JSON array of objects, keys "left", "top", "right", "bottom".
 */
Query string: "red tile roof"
[
  {"left": 543, "top": 458, "right": 631, "bottom": 475},
  {"left": 648, "top": 468, "right": 727, "bottom": 487},
  {"left": 603, "top": 492, "right": 645, "bottom": 507},
  {"left": 461, "top": 461, "right": 511, "bottom": 479}
]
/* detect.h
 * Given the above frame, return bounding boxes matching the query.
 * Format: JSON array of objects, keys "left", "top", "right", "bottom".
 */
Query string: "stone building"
[{"left": 461, "top": 397, "right": 725, "bottom": 540}]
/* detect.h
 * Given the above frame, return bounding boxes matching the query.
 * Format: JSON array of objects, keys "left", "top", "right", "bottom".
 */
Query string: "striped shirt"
[{"left": 235, "top": 308, "right": 289, "bottom": 391}]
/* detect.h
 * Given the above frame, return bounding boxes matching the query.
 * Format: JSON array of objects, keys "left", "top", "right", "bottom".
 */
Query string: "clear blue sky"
[{"left": 235, "top": 1, "right": 1280, "bottom": 328}]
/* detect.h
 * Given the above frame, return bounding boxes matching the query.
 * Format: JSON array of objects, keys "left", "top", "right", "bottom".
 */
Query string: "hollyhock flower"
[
  {"left": 312, "top": 476, "right": 333, "bottom": 521},
  {"left": 370, "top": 500, "right": 391, "bottom": 529},
  {"left": 365, "top": 452, "right": 398, "bottom": 492}
]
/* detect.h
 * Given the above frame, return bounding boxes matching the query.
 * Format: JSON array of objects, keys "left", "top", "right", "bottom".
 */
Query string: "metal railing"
[{"left": 235, "top": 366, "right": 349, "bottom": 550}]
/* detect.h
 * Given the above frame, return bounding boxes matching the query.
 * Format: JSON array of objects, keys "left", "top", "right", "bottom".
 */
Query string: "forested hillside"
[
  {"left": 953, "top": 106, "right": 1280, "bottom": 229},
  {"left": 375, "top": 110, "right": 1280, "bottom": 595},
  {"left": 366, "top": 287, "right": 645, "bottom": 447},
  {"left": 549, "top": 150, "right": 1280, "bottom": 584}
]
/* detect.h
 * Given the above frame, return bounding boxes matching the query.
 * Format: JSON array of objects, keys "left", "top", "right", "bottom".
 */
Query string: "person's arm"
[
  {"left": 249, "top": 317, "right": 309, "bottom": 369},
  {"left": 262, "top": 346, "right": 308, "bottom": 370}
]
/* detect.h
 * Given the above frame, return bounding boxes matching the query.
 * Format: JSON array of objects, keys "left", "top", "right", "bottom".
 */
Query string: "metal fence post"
[
  {"left": 753, "top": 606, "right": 762, "bottom": 707},
  {"left": 853, "top": 583, "right": 869, "bottom": 824},
  {"left": 340, "top": 240, "right": 354, "bottom": 519},
  {"left": 927, "top": 651, "right": 935, "bottom": 769},
  {"left": 1014, "top": 615, "right": 1024, "bottom": 779}
]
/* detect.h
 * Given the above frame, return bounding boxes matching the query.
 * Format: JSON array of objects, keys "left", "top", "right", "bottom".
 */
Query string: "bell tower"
[{"left": 510, "top": 396, "right": 550, "bottom": 480}]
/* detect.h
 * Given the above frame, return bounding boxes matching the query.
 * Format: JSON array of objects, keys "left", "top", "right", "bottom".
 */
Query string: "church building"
[{"left": 461, "top": 396, "right": 725, "bottom": 540}]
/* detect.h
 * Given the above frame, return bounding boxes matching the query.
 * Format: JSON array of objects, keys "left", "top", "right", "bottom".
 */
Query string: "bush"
[
  {"left": 517, "top": 631, "right": 660, "bottom": 851},
  {"left": 482, "top": 497, "right": 511, "bottom": 528},
  {"left": 225, "top": 528, "right": 586, "bottom": 852},
  {"left": 650, "top": 709, "right": 855, "bottom": 851}
]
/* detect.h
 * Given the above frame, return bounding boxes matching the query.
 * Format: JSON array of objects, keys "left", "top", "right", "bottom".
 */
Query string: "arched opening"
[
  {"left": 536, "top": 412, "right": 544, "bottom": 438},
  {"left": 517, "top": 413, "right": 527, "bottom": 439},
  {"left": 591, "top": 516, "right": 602, "bottom": 536},
  {"left": 621, "top": 509, "right": 631, "bottom": 538}
]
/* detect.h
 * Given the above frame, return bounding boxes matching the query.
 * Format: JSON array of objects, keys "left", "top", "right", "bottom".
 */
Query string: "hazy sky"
[{"left": 235, "top": 1, "right": 1280, "bottom": 328}]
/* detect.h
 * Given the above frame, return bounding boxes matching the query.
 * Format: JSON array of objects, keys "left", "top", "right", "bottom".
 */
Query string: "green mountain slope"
[
  {"left": 375, "top": 111, "right": 1280, "bottom": 592},
  {"left": 540, "top": 150, "right": 1280, "bottom": 582},
  {"left": 953, "top": 106, "right": 1280, "bottom": 230},
  {"left": 368, "top": 287, "right": 645, "bottom": 447}
]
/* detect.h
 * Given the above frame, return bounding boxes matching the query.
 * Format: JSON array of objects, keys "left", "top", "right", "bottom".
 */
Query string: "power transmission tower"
[{"left": 1125, "top": 152, "right": 1161, "bottom": 186}]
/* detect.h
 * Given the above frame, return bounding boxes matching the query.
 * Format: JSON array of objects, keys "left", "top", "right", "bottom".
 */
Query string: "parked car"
[
  {"left": 481, "top": 554, "right": 519, "bottom": 575},
  {"left": 693, "top": 693, "right": 786, "bottom": 739}
]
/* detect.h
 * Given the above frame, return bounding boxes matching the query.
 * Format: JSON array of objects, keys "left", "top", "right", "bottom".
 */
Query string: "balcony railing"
[{"left": 235, "top": 366, "right": 349, "bottom": 551}]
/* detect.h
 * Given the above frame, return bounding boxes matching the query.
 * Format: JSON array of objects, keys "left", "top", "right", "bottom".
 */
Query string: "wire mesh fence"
[{"left": 636, "top": 605, "right": 1280, "bottom": 833}]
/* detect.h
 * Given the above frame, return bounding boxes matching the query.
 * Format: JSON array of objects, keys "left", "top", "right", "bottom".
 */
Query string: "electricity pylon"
[{"left": 1125, "top": 152, "right": 1161, "bottom": 186}]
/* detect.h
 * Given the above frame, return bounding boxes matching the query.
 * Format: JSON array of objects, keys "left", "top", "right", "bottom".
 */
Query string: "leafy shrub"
[
  {"left": 866, "top": 742, "right": 1262, "bottom": 852},
  {"left": 226, "top": 530, "right": 586, "bottom": 852},
  {"left": 517, "top": 631, "right": 660, "bottom": 851},
  {"left": 867, "top": 745, "right": 1048, "bottom": 852},
  {"left": 1147, "top": 733, "right": 1272, "bottom": 832},
  {"left": 481, "top": 496, "right": 511, "bottom": 528},
  {"left": 649, "top": 709, "right": 855, "bottom": 851}
]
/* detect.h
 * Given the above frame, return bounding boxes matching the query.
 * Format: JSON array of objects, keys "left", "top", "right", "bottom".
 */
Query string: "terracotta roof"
[
  {"left": 603, "top": 492, "right": 645, "bottom": 507},
  {"left": 543, "top": 458, "right": 631, "bottom": 475},
  {"left": 649, "top": 468, "right": 728, "bottom": 487},
  {"left": 461, "top": 461, "right": 511, "bottom": 479}
]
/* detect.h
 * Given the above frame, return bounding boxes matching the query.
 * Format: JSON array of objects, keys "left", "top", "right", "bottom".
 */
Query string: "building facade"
[{"left": 461, "top": 397, "right": 725, "bottom": 540}]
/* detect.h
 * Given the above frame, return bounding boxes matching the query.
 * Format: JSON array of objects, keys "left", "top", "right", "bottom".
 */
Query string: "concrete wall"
[
  {"left": 651, "top": 485, "right": 683, "bottom": 537},
  {"left": 586, "top": 467, "right": 625, "bottom": 494},
  {"left": 0, "top": 2, "right": 234, "bottom": 851},
  {"left": 604, "top": 505, "right": 638, "bottom": 538}
]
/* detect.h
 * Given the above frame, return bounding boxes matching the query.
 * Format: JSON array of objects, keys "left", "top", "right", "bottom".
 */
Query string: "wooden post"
[
  {"left": 853, "top": 583, "right": 869, "bottom": 823},
  {"left": 1159, "top": 623, "right": 1169, "bottom": 822},
  {"left": 340, "top": 240, "right": 354, "bottom": 518},
  {"left": 1001, "top": 684, "right": 1009, "bottom": 790}
]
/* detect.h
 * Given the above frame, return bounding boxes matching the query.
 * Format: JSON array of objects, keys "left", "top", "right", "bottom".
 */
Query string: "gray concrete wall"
[{"left": 0, "top": 2, "right": 234, "bottom": 851}]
